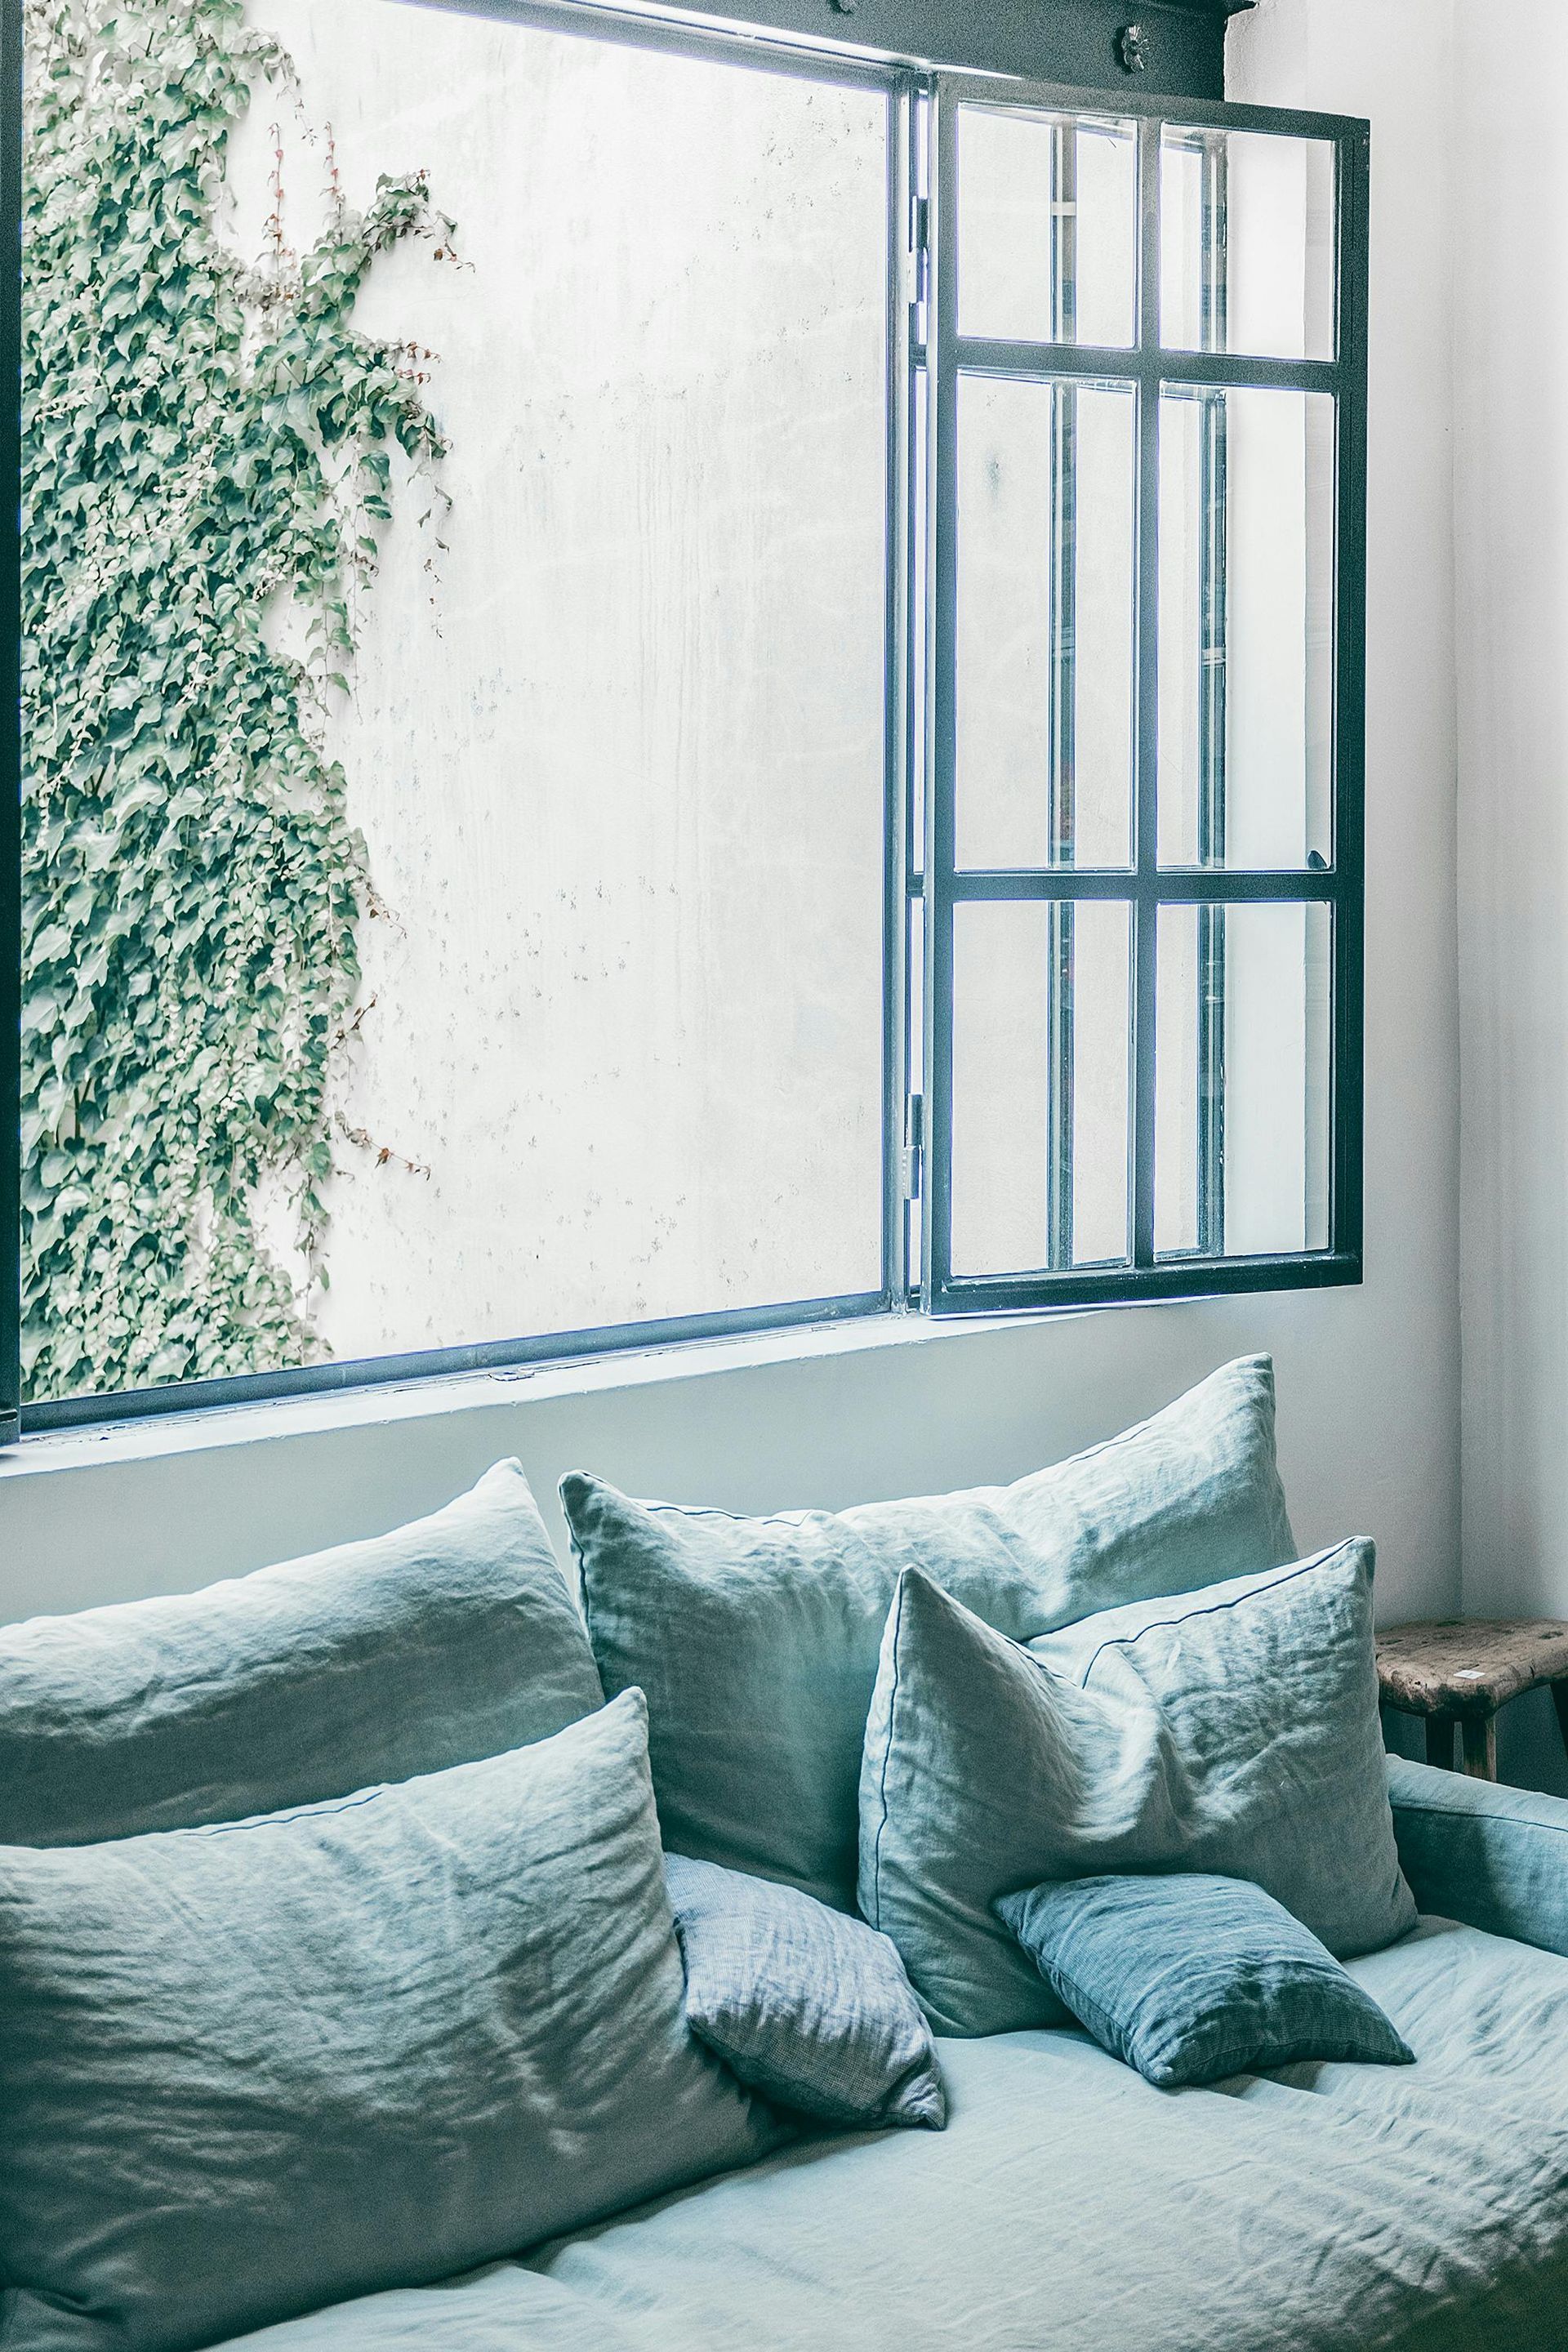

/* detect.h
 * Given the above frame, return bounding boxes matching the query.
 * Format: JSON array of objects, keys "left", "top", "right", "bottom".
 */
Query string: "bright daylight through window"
[{"left": 2, "top": 0, "right": 1368, "bottom": 1434}]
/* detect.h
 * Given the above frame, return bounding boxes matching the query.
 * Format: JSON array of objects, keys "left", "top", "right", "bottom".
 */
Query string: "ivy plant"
[{"left": 20, "top": 0, "right": 448, "bottom": 1400}]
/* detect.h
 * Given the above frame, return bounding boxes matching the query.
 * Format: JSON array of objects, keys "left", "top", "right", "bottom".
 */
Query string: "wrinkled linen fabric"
[
  {"left": 213, "top": 1918, "right": 1568, "bottom": 2352},
  {"left": 0, "top": 1459, "right": 604, "bottom": 1846},
  {"left": 1389, "top": 1754, "right": 1568, "bottom": 1958},
  {"left": 996, "top": 1870, "right": 1414, "bottom": 2087},
  {"left": 564, "top": 1355, "right": 1294, "bottom": 1910},
  {"left": 666, "top": 1854, "right": 945, "bottom": 2128},
  {"left": 0, "top": 1693, "right": 781, "bottom": 2352},
  {"left": 860, "top": 1552, "right": 1414, "bottom": 2035}
]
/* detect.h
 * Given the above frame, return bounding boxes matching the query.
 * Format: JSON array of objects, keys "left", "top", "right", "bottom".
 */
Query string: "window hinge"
[
  {"left": 907, "top": 194, "right": 930, "bottom": 311},
  {"left": 902, "top": 1092, "right": 924, "bottom": 1200}
]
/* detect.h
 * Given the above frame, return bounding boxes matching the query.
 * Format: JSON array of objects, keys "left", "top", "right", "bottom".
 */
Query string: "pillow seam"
[
  {"left": 866, "top": 1575, "right": 909, "bottom": 1935},
  {"left": 579, "top": 1365, "right": 1272, "bottom": 1535},
  {"left": 1074, "top": 1543, "right": 1358, "bottom": 1690}
]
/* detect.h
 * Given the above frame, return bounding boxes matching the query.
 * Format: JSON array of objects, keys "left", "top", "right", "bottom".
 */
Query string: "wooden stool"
[{"left": 1376, "top": 1618, "right": 1568, "bottom": 1780}]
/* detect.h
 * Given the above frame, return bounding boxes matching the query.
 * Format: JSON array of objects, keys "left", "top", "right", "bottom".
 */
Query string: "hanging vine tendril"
[{"left": 20, "top": 0, "right": 450, "bottom": 1400}]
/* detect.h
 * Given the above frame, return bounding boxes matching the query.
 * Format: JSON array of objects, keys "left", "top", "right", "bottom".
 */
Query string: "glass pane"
[
  {"left": 951, "top": 902, "right": 1130, "bottom": 1276},
  {"left": 958, "top": 106, "right": 1137, "bottom": 348},
  {"left": 1160, "top": 127, "right": 1336, "bottom": 361},
  {"left": 1155, "top": 903, "right": 1331, "bottom": 1258},
  {"left": 21, "top": 0, "right": 890, "bottom": 1403},
  {"left": 1157, "top": 387, "right": 1336, "bottom": 868},
  {"left": 956, "top": 375, "right": 1135, "bottom": 871}
]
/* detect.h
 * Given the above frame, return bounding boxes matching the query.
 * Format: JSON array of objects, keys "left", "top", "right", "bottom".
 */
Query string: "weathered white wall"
[
  {"left": 234, "top": 1, "right": 891, "bottom": 1355},
  {"left": 1240, "top": 0, "right": 1568, "bottom": 1797},
  {"left": 1447, "top": 0, "right": 1568, "bottom": 1792},
  {"left": 0, "top": 0, "right": 1463, "bottom": 1660}
]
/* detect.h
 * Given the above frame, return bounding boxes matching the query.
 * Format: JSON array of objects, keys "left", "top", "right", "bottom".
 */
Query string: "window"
[
  {"left": 923, "top": 81, "right": 1365, "bottom": 1313},
  {"left": 1, "top": 1, "right": 1368, "bottom": 1439}
]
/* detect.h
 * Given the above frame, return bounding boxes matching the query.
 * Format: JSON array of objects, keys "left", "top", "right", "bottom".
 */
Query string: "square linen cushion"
[
  {"left": 860, "top": 1548, "right": 1415, "bottom": 2037},
  {"left": 0, "top": 1690, "right": 781, "bottom": 2352},
  {"left": 0, "top": 1459, "right": 604, "bottom": 1846},
  {"left": 564, "top": 1354, "right": 1294, "bottom": 1911},
  {"left": 996, "top": 1873, "right": 1415, "bottom": 2088},
  {"left": 666, "top": 1853, "right": 945, "bottom": 2131}
]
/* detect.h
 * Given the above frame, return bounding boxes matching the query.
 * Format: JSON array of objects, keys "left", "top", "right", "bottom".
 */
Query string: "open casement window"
[
  {"left": 915, "top": 78, "right": 1368, "bottom": 1314},
  {"left": 0, "top": 0, "right": 1367, "bottom": 1441}
]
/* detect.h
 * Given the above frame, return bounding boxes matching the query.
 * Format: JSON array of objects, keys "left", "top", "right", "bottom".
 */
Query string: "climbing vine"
[{"left": 20, "top": 0, "right": 449, "bottom": 1398}]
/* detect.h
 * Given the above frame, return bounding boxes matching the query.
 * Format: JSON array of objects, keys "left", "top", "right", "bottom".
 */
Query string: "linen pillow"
[
  {"left": 0, "top": 1459, "right": 604, "bottom": 1846},
  {"left": 859, "top": 1549, "right": 1415, "bottom": 2037},
  {"left": 0, "top": 1690, "right": 781, "bottom": 2352},
  {"left": 564, "top": 1354, "right": 1294, "bottom": 1909},
  {"left": 996, "top": 1873, "right": 1415, "bottom": 2088},
  {"left": 666, "top": 1853, "right": 945, "bottom": 2131}
]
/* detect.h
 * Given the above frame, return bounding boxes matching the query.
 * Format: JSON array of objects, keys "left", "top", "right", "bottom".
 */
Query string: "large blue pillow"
[
  {"left": 996, "top": 1873, "right": 1415, "bottom": 2088},
  {"left": 564, "top": 1356, "right": 1295, "bottom": 1911},
  {"left": 0, "top": 1460, "right": 604, "bottom": 1846},
  {"left": 860, "top": 1549, "right": 1415, "bottom": 2036},
  {"left": 0, "top": 1691, "right": 781, "bottom": 2352}
]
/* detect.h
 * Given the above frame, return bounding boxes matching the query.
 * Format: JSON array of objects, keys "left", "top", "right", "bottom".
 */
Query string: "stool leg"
[
  {"left": 1554, "top": 1683, "right": 1568, "bottom": 1766},
  {"left": 1460, "top": 1714, "right": 1498, "bottom": 1780},
  {"left": 1425, "top": 1716, "right": 1456, "bottom": 1771}
]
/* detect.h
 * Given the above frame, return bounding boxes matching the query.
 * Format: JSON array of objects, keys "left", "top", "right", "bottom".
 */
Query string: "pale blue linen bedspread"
[{"left": 226, "top": 1916, "right": 1568, "bottom": 2352}]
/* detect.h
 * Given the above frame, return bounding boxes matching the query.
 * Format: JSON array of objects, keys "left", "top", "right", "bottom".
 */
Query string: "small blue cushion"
[
  {"left": 666, "top": 1855, "right": 946, "bottom": 2130},
  {"left": 996, "top": 1873, "right": 1416, "bottom": 2089}
]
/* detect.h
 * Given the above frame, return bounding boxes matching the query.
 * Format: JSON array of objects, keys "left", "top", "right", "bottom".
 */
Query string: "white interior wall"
[
  {"left": 1448, "top": 0, "right": 1568, "bottom": 1792},
  {"left": 0, "top": 0, "right": 1463, "bottom": 1655}
]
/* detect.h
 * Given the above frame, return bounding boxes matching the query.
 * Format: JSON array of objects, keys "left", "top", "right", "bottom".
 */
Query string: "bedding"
[
  {"left": 0, "top": 1459, "right": 602, "bottom": 1846},
  {"left": 0, "top": 1693, "right": 779, "bottom": 2352},
  {"left": 860, "top": 1550, "right": 1414, "bottom": 2035},
  {"left": 213, "top": 1914, "right": 1568, "bottom": 2352},
  {"left": 564, "top": 1353, "right": 1294, "bottom": 1910},
  {"left": 996, "top": 1870, "right": 1414, "bottom": 2086}
]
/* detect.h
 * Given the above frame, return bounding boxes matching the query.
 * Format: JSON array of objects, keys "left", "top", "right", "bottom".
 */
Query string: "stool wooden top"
[{"left": 1376, "top": 1619, "right": 1568, "bottom": 1718}]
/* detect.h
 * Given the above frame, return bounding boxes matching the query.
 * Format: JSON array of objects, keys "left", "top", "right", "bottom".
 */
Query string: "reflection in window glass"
[
  {"left": 958, "top": 106, "right": 1137, "bottom": 348},
  {"left": 951, "top": 900, "right": 1130, "bottom": 1276},
  {"left": 1158, "top": 386, "right": 1337, "bottom": 868},
  {"left": 1156, "top": 902, "right": 1331, "bottom": 1258},
  {"left": 956, "top": 374, "right": 1135, "bottom": 871},
  {"left": 1161, "top": 127, "right": 1337, "bottom": 361}
]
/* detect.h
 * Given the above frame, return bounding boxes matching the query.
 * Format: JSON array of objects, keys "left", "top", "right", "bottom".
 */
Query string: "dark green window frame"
[
  {"left": 916, "top": 74, "right": 1369, "bottom": 1318},
  {"left": 0, "top": 0, "right": 1367, "bottom": 1441}
]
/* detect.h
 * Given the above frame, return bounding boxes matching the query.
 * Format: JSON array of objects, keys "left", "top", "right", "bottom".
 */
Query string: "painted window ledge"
[{"left": 0, "top": 1303, "right": 1173, "bottom": 1482}]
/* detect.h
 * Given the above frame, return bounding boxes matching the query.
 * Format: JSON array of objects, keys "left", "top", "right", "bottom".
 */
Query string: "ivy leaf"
[{"left": 19, "top": 0, "right": 450, "bottom": 1405}]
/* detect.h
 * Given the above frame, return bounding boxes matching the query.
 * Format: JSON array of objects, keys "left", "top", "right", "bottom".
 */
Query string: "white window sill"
[{"left": 0, "top": 1300, "right": 1169, "bottom": 1483}]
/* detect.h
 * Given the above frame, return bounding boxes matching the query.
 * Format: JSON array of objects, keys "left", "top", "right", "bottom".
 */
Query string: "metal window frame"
[
  {"left": 919, "top": 74, "right": 1370, "bottom": 1317},
  {"left": 0, "top": 0, "right": 1368, "bottom": 1444}
]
